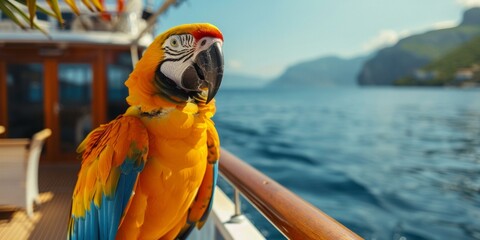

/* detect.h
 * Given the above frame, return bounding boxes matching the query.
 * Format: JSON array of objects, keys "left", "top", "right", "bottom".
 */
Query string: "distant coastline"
[{"left": 254, "top": 8, "right": 480, "bottom": 88}]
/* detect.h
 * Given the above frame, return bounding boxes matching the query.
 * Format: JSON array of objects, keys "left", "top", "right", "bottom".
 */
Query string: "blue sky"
[{"left": 154, "top": 0, "right": 480, "bottom": 79}]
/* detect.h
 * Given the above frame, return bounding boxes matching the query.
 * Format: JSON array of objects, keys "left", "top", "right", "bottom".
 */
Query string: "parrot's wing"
[
  {"left": 176, "top": 119, "right": 220, "bottom": 240},
  {"left": 68, "top": 116, "right": 149, "bottom": 240}
]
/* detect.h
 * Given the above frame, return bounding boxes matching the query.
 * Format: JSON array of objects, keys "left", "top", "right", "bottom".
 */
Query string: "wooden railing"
[{"left": 219, "top": 149, "right": 363, "bottom": 240}]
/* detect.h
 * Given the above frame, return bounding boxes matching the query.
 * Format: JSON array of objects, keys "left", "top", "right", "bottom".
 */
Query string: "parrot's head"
[{"left": 125, "top": 23, "right": 224, "bottom": 112}]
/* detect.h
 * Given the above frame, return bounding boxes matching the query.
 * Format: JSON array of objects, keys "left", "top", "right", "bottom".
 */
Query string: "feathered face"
[
  {"left": 125, "top": 23, "right": 224, "bottom": 110},
  {"left": 160, "top": 33, "right": 223, "bottom": 99}
]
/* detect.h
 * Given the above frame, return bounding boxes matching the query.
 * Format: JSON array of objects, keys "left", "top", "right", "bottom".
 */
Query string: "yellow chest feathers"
[{"left": 126, "top": 102, "right": 211, "bottom": 142}]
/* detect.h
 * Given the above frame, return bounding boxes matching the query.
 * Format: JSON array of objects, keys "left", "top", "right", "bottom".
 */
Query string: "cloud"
[
  {"left": 361, "top": 20, "right": 457, "bottom": 53},
  {"left": 361, "top": 30, "right": 403, "bottom": 53},
  {"left": 227, "top": 59, "right": 243, "bottom": 71},
  {"left": 254, "top": 65, "right": 285, "bottom": 79},
  {"left": 457, "top": 0, "right": 480, "bottom": 7},
  {"left": 431, "top": 20, "right": 457, "bottom": 30}
]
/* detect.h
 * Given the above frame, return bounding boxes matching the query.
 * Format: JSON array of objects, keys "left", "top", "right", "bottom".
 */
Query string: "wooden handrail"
[{"left": 219, "top": 149, "right": 363, "bottom": 240}]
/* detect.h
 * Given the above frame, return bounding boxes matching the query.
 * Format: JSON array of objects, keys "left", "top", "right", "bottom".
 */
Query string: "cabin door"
[
  {"left": 57, "top": 63, "right": 94, "bottom": 156},
  {"left": 44, "top": 58, "right": 107, "bottom": 161},
  {"left": 1, "top": 61, "right": 94, "bottom": 160},
  {"left": 1, "top": 47, "right": 112, "bottom": 162}
]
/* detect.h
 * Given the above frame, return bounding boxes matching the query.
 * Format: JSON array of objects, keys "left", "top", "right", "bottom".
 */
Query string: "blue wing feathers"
[
  {"left": 70, "top": 158, "right": 145, "bottom": 240},
  {"left": 77, "top": 217, "right": 84, "bottom": 240},
  {"left": 98, "top": 197, "right": 107, "bottom": 239},
  {"left": 86, "top": 203, "right": 99, "bottom": 240},
  {"left": 68, "top": 116, "right": 148, "bottom": 240}
]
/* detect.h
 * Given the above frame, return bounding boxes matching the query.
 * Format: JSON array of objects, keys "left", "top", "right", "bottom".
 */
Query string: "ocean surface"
[{"left": 213, "top": 87, "right": 480, "bottom": 240}]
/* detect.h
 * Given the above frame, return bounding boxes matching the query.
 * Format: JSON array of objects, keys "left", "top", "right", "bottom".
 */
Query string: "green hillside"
[
  {"left": 424, "top": 35, "right": 480, "bottom": 81},
  {"left": 359, "top": 8, "right": 480, "bottom": 86},
  {"left": 398, "top": 25, "right": 480, "bottom": 59},
  {"left": 396, "top": 35, "right": 480, "bottom": 86}
]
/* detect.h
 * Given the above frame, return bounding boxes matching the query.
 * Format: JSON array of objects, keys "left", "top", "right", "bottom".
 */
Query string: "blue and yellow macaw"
[{"left": 68, "top": 23, "right": 224, "bottom": 240}]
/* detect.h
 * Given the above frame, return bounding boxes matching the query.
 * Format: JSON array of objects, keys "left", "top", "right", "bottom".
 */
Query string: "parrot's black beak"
[{"left": 182, "top": 41, "right": 224, "bottom": 104}]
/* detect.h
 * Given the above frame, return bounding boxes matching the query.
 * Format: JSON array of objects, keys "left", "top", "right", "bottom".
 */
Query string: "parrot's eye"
[{"left": 170, "top": 38, "right": 179, "bottom": 48}]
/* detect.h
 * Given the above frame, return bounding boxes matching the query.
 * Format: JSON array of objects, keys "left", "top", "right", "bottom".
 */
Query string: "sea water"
[{"left": 214, "top": 87, "right": 480, "bottom": 240}]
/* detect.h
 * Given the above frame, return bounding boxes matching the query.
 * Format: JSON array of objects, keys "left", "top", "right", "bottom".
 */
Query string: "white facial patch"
[
  {"left": 160, "top": 34, "right": 196, "bottom": 87},
  {"left": 160, "top": 34, "right": 224, "bottom": 91}
]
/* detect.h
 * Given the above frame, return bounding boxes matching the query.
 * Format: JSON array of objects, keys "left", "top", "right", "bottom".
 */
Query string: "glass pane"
[
  {"left": 59, "top": 63, "right": 92, "bottom": 152},
  {"left": 7, "top": 63, "right": 44, "bottom": 138},
  {"left": 107, "top": 52, "right": 131, "bottom": 120}
]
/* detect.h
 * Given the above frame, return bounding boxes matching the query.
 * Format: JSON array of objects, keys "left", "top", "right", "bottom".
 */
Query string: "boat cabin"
[{"left": 0, "top": 4, "right": 152, "bottom": 161}]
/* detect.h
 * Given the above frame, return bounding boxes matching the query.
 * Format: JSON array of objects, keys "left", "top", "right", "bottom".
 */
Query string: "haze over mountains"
[
  {"left": 269, "top": 56, "right": 368, "bottom": 88},
  {"left": 222, "top": 73, "right": 270, "bottom": 89},
  {"left": 225, "top": 8, "right": 480, "bottom": 88}
]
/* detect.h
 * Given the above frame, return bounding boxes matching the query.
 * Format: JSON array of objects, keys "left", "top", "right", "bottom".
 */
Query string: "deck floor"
[{"left": 0, "top": 163, "right": 80, "bottom": 240}]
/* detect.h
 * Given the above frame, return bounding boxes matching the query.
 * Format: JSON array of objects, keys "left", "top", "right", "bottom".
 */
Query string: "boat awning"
[{"left": 0, "top": 31, "right": 152, "bottom": 47}]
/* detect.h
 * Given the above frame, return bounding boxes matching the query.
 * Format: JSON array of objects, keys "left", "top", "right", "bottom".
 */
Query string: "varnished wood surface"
[
  {"left": 219, "top": 149, "right": 364, "bottom": 240},
  {"left": 92, "top": 49, "right": 107, "bottom": 128},
  {"left": 0, "top": 164, "right": 79, "bottom": 240},
  {"left": 43, "top": 59, "right": 59, "bottom": 162}
]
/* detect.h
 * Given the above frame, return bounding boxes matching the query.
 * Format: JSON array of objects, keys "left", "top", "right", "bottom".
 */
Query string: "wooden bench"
[{"left": 0, "top": 129, "right": 52, "bottom": 218}]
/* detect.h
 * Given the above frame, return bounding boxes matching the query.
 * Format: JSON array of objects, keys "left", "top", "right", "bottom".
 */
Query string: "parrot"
[{"left": 67, "top": 23, "right": 224, "bottom": 240}]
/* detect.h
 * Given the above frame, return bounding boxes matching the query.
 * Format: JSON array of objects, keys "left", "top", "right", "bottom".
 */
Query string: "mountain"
[
  {"left": 358, "top": 8, "right": 480, "bottom": 85},
  {"left": 222, "top": 73, "right": 271, "bottom": 89},
  {"left": 270, "top": 55, "right": 368, "bottom": 87},
  {"left": 396, "top": 35, "right": 480, "bottom": 86}
]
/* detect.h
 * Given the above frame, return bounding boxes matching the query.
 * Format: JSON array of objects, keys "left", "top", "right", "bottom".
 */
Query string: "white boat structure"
[{"left": 0, "top": 1, "right": 362, "bottom": 239}]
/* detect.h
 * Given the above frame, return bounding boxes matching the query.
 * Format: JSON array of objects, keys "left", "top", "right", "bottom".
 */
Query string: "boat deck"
[
  {"left": 0, "top": 163, "right": 79, "bottom": 240},
  {"left": 0, "top": 151, "right": 362, "bottom": 240},
  {"left": 0, "top": 163, "right": 259, "bottom": 240}
]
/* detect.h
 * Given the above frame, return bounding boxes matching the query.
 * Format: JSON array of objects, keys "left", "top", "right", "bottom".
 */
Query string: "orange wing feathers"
[{"left": 69, "top": 116, "right": 149, "bottom": 239}]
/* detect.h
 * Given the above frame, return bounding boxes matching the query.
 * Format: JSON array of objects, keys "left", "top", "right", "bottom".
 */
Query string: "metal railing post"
[{"left": 228, "top": 188, "right": 245, "bottom": 223}]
